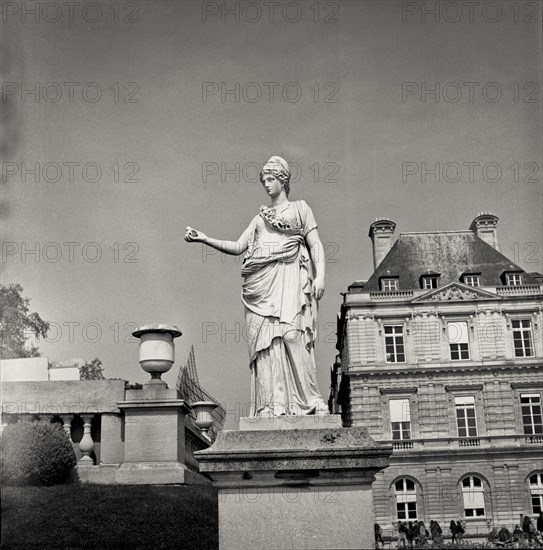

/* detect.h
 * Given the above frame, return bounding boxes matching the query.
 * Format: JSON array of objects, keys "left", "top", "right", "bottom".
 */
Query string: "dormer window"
[
  {"left": 381, "top": 277, "right": 399, "bottom": 291},
  {"left": 505, "top": 272, "right": 522, "bottom": 286},
  {"left": 462, "top": 273, "right": 480, "bottom": 287},
  {"left": 420, "top": 273, "right": 440, "bottom": 290}
]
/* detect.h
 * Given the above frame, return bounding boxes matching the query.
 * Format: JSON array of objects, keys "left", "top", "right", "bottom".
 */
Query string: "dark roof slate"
[{"left": 360, "top": 231, "right": 539, "bottom": 292}]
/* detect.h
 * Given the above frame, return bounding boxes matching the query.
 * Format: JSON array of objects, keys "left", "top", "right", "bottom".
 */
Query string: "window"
[
  {"left": 381, "top": 278, "right": 399, "bottom": 291},
  {"left": 447, "top": 321, "right": 470, "bottom": 360},
  {"left": 455, "top": 396, "right": 477, "bottom": 437},
  {"left": 521, "top": 394, "right": 542, "bottom": 435},
  {"left": 462, "top": 274, "right": 480, "bottom": 287},
  {"left": 506, "top": 273, "right": 522, "bottom": 286},
  {"left": 529, "top": 473, "right": 543, "bottom": 515},
  {"left": 385, "top": 325, "right": 405, "bottom": 363},
  {"left": 395, "top": 478, "right": 418, "bottom": 520},
  {"left": 390, "top": 399, "right": 411, "bottom": 440},
  {"left": 512, "top": 320, "right": 534, "bottom": 357},
  {"left": 421, "top": 276, "right": 439, "bottom": 289},
  {"left": 462, "top": 476, "right": 485, "bottom": 517}
]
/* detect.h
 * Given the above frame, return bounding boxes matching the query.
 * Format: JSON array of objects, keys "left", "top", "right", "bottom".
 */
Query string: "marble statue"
[{"left": 185, "top": 156, "right": 328, "bottom": 416}]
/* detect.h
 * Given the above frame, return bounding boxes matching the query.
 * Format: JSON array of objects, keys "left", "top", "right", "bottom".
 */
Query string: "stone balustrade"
[
  {"left": 391, "top": 440, "right": 414, "bottom": 450},
  {"left": 0, "top": 378, "right": 214, "bottom": 483},
  {"left": 2, "top": 412, "right": 98, "bottom": 465},
  {"left": 346, "top": 285, "right": 543, "bottom": 305},
  {"left": 369, "top": 290, "right": 414, "bottom": 301},
  {"left": 383, "top": 433, "right": 543, "bottom": 451},
  {"left": 184, "top": 424, "right": 211, "bottom": 472},
  {"left": 458, "top": 437, "right": 481, "bottom": 447},
  {"left": 496, "top": 285, "right": 543, "bottom": 296}
]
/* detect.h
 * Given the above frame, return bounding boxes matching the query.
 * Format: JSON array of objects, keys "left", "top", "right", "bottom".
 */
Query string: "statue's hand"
[
  {"left": 313, "top": 277, "right": 325, "bottom": 301},
  {"left": 184, "top": 226, "right": 206, "bottom": 243}
]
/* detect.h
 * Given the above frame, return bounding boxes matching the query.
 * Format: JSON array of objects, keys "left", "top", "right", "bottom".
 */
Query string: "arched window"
[
  {"left": 461, "top": 476, "right": 485, "bottom": 517},
  {"left": 529, "top": 473, "right": 543, "bottom": 515},
  {"left": 395, "top": 478, "right": 418, "bottom": 520}
]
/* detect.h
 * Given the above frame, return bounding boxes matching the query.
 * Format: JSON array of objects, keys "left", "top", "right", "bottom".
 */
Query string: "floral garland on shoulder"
[{"left": 259, "top": 203, "right": 302, "bottom": 233}]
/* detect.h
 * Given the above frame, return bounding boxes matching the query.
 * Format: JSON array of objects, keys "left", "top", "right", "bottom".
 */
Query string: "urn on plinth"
[
  {"left": 132, "top": 324, "right": 182, "bottom": 386},
  {"left": 192, "top": 401, "right": 218, "bottom": 439}
]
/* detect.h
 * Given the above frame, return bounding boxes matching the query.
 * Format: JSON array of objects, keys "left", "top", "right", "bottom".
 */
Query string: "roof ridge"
[{"left": 400, "top": 230, "right": 474, "bottom": 236}]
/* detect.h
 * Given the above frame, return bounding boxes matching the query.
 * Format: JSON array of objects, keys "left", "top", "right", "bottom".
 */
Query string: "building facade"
[{"left": 333, "top": 214, "right": 543, "bottom": 539}]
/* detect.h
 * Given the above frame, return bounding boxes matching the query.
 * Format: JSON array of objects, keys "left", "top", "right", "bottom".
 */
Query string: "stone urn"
[
  {"left": 132, "top": 324, "right": 182, "bottom": 386},
  {"left": 192, "top": 401, "right": 218, "bottom": 439}
]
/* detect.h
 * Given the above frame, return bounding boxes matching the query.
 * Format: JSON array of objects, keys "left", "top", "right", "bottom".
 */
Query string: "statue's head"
[{"left": 260, "top": 156, "right": 291, "bottom": 196}]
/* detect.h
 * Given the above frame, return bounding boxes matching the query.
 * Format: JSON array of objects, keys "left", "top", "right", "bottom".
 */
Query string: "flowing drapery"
[{"left": 241, "top": 200, "right": 327, "bottom": 416}]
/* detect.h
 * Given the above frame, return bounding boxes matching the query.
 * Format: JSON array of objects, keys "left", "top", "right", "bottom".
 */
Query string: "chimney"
[
  {"left": 469, "top": 212, "right": 499, "bottom": 249},
  {"left": 369, "top": 218, "right": 396, "bottom": 269}
]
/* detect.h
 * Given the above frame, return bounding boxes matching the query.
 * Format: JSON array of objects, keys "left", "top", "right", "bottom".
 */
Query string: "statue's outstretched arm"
[{"left": 184, "top": 217, "right": 256, "bottom": 256}]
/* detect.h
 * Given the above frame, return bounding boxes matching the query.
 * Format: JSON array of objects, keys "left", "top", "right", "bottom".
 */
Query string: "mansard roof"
[{"left": 361, "top": 231, "right": 539, "bottom": 292}]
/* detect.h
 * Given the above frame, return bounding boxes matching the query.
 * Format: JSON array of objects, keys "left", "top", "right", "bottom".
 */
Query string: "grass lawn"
[{"left": 1, "top": 483, "right": 218, "bottom": 549}]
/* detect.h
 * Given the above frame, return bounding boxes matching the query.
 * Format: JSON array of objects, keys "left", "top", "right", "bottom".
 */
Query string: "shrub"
[{"left": 1, "top": 420, "right": 76, "bottom": 486}]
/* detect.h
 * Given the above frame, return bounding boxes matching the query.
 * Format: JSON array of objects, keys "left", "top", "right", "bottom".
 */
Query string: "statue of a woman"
[{"left": 185, "top": 156, "right": 328, "bottom": 416}]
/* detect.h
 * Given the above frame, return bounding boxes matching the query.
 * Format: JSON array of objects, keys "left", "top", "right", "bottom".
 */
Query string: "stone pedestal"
[
  {"left": 116, "top": 386, "right": 206, "bottom": 485},
  {"left": 195, "top": 416, "right": 392, "bottom": 550},
  {"left": 239, "top": 414, "right": 342, "bottom": 431}
]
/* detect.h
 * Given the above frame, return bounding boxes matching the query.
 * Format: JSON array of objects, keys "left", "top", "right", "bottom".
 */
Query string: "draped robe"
[{"left": 241, "top": 200, "right": 328, "bottom": 416}]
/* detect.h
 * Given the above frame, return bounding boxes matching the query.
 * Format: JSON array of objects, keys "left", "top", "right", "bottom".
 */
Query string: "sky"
[{"left": 2, "top": 0, "right": 542, "bottom": 428}]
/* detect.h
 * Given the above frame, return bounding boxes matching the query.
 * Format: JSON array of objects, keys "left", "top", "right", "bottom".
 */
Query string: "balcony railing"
[
  {"left": 458, "top": 437, "right": 480, "bottom": 447},
  {"left": 369, "top": 291, "right": 414, "bottom": 301},
  {"left": 392, "top": 440, "right": 414, "bottom": 450},
  {"left": 496, "top": 285, "right": 542, "bottom": 296},
  {"left": 525, "top": 435, "right": 543, "bottom": 444}
]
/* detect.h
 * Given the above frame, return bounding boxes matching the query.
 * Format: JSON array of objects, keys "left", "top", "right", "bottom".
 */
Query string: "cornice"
[
  {"left": 383, "top": 445, "right": 543, "bottom": 461},
  {"left": 347, "top": 361, "right": 543, "bottom": 377}
]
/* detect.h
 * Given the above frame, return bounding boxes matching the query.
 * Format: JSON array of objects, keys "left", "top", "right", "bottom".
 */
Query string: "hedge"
[{"left": 1, "top": 419, "right": 76, "bottom": 486}]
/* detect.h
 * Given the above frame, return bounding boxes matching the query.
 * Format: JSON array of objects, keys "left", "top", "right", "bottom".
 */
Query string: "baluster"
[
  {"left": 78, "top": 415, "right": 95, "bottom": 464},
  {"left": 59, "top": 414, "right": 73, "bottom": 442}
]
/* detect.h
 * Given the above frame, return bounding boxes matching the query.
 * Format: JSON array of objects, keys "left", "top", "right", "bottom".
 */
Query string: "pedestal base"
[
  {"left": 195, "top": 418, "right": 392, "bottom": 550},
  {"left": 76, "top": 464, "right": 119, "bottom": 484},
  {"left": 239, "top": 414, "right": 342, "bottom": 431}
]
